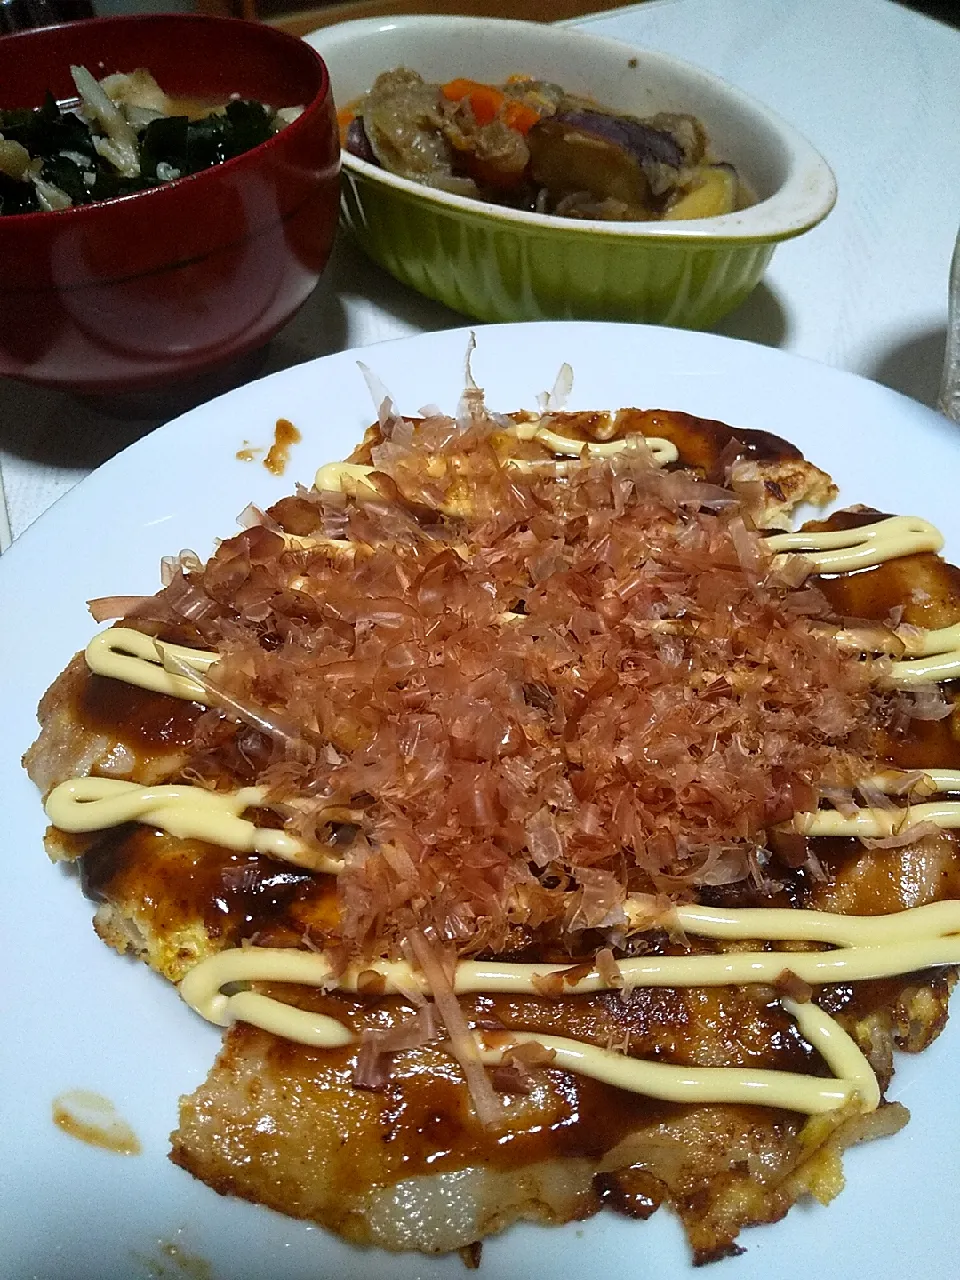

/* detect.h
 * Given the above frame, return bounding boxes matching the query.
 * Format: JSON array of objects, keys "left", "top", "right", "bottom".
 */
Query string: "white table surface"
[{"left": 1, "top": 0, "right": 957, "bottom": 549}]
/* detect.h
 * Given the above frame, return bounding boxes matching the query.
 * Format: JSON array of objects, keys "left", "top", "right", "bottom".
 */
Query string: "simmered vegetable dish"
[
  {"left": 341, "top": 70, "right": 754, "bottom": 221},
  {"left": 0, "top": 65, "right": 301, "bottom": 215}
]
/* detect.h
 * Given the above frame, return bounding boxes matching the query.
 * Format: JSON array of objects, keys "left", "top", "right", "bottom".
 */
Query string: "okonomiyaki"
[{"left": 26, "top": 368, "right": 960, "bottom": 1265}]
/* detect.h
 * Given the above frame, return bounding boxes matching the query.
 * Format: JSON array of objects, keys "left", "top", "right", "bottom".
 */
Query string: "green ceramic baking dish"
[{"left": 305, "top": 16, "right": 836, "bottom": 328}]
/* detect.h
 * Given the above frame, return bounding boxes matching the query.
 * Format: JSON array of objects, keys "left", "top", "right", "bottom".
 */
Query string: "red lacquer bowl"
[{"left": 0, "top": 14, "right": 340, "bottom": 393}]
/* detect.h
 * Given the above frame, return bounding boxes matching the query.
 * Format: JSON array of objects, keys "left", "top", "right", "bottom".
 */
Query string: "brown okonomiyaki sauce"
[
  {"left": 809, "top": 511, "right": 960, "bottom": 774},
  {"left": 264, "top": 418, "right": 301, "bottom": 477},
  {"left": 625, "top": 410, "right": 801, "bottom": 477},
  {"left": 52, "top": 1090, "right": 141, "bottom": 1155},
  {"left": 76, "top": 671, "right": 201, "bottom": 752},
  {"left": 81, "top": 830, "right": 339, "bottom": 949}
]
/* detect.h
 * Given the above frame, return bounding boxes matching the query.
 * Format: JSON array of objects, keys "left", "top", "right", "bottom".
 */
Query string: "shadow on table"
[
  {"left": 0, "top": 235, "right": 472, "bottom": 473},
  {"left": 314, "top": 235, "right": 466, "bottom": 338},
  {"left": 0, "top": 248, "right": 361, "bottom": 471},
  {"left": 0, "top": 345, "right": 269, "bottom": 471},
  {"left": 714, "top": 282, "right": 790, "bottom": 350},
  {"left": 866, "top": 325, "right": 947, "bottom": 410}
]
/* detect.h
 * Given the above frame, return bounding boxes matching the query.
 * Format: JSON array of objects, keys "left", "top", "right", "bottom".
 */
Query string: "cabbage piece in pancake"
[{"left": 23, "top": 406, "right": 960, "bottom": 1263}]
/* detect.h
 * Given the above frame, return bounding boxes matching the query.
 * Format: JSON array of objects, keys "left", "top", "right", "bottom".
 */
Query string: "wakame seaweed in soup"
[{"left": 0, "top": 66, "right": 301, "bottom": 215}]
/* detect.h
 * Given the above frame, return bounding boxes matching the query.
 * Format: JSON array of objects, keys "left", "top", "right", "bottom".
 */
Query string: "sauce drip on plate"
[{"left": 52, "top": 1089, "right": 141, "bottom": 1156}]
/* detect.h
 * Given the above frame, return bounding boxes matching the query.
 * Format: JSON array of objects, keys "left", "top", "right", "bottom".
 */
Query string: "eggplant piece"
[
  {"left": 645, "top": 112, "right": 708, "bottom": 167},
  {"left": 527, "top": 108, "right": 685, "bottom": 215},
  {"left": 345, "top": 115, "right": 378, "bottom": 166},
  {"left": 558, "top": 109, "right": 684, "bottom": 169}
]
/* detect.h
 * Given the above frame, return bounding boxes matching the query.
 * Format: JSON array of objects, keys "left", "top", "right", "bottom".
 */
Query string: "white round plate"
[{"left": 2, "top": 321, "right": 957, "bottom": 1280}]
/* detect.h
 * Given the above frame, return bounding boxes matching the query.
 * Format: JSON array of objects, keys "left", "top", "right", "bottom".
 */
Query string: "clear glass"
[{"left": 940, "top": 227, "right": 960, "bottom": 423}]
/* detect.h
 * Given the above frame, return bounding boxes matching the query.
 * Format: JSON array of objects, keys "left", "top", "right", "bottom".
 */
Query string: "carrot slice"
[
  {"left": 441, "top": 78, "right": 481, "bottom": 102},
  {"left": 441, "top": 78, "right": 541, "bottom": 134},
  {"left": 441, "top": 79, "right": 506, "bottom": 127},
  {"left": 502, "top": 99, "right": 540, "bottom": 134}
]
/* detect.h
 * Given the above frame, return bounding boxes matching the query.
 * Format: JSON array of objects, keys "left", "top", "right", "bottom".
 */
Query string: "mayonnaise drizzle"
[
  {"left": 656, "top": 896, "right": 960, "bottom": 946},
  {"left": 833, "top": 620, "right": 960, "bottom": 686},
  {"left": 792, "top": 801, "right": 960, "bottom": 839},
  {"left": 50, "top": 765, "right": 960, "bottom": 885},
  {"left": 787, "top": 768, "right": 960, "bottom": 839},
  {"left": 170, "top": 898, "right": 933, "bottom": 1111},
  {"left": 86, "top": 512, "right": 952, "bottom": 709},
  {"left": 314, "top": 461, "right": 379, "bottom": 493},
  {"left": 778, "top": 998, "right": 880, "bottom": 1111},
  {"left": 44, "top": 777, "right": 343, "bottom": 875},
  {"left": 85, "top": 628, "right": 215, "bottom": 702},
  {"left": 178, "top": 901, "right": 960, "bottom": 1011},
  {"left": 281, "top": 532, "right": 355, "bottom": 553},
  {"left": 184, "top": 986, "right": 865, "bottom": 1116},
  {"left": 838, "top": 620, "right": 960, "bottom": 659},
  {"left": 178, "top": 944, "right": 887, "bottom": 1113},
  {"left": 889, "top": 643, "right": 960, "bottom": 686},
  {"left": 505, "top": 422, "right": 679, "bottom": 466},
  {"left": 473, "top": 1014, "right": 867, "bottom": 1115},
  {"left": 906, "top": 620, "right": 960, "bottom": 657},
  {"left": 480, "top": 998, "right": 880, "bottom": 1112},
  {"left": 765, "top": 515, "right": 943, "bottom": 573}
]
